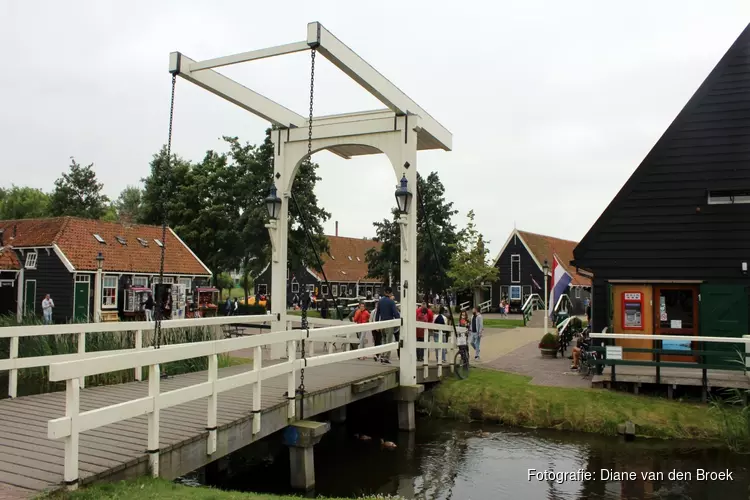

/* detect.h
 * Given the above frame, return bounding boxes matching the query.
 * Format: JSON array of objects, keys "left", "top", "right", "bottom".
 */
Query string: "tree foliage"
[
  {"left": 115, "top": 186, "right": 144, "bottom": 222},
  {"left": 0, "top": 186, "right": 51, "bottom": 219},
  {"left": 365, "top": 172, "right": 459, "bottom": 295},
  {"left": 50, "top": 159, "right": 110, "bottom": 219},
  {"left": 447, "top": 210, "right": 498, "bottom": 293}
]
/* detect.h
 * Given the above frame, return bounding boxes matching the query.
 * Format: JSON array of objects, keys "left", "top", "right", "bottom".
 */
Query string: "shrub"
[{"left": 538, "top": 332, "right": 558, "bottom": 349}]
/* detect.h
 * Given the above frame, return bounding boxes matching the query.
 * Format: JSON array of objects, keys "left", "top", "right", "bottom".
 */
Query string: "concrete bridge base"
[
  {"left": 282, "top": 420, "right": 330, "bottom": 491},
  {"left": 393, "top": 385, "right": 424, "bottom": 431}
]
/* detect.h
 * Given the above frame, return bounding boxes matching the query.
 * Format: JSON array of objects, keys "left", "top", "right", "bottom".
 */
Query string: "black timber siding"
[
  {"left": 590, "top": 278, "right": 609, "bottom": 333},
  {"left": 574, "top": 24, "right": 750, "bottom": 284},
  {"left": 16, "top": 249, "right": 74, "bottom": 323},
  {"left": 493, "top": 236, "right": 547, "bottom": 311},
  {"left": 0, "top": 271, "right": 18, "bottom": 316}
]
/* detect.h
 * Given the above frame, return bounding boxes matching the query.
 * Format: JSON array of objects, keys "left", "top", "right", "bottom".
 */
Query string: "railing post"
[
  {"left": 64, "top": 378, "right": 80, "bottom": 489},
  {"left": 252, "top": 346, "right": 262, "bottom": 434},
  {"left": 744, "top": 335, "right": 750, "bottom": 370},
  {"left": 287, "top": 340, "right": 296, "bottom": 419},
  {"left": 147, "top": 364, "right": 160, "bottom": 477},
  {"left": 448, "top": 328, "right": 455, "bottom": 373},
  {"left": 206, "top": 354, "right": 218, "bottom": 455},
  {"left": 422, "top": 332, "right": 429, "bottom": 380},
  {"left": 8, "top": 335, "right": 18, "bottom": 398},
  {"left": 134, "top": 329, "right": 143, "bottom": 381},
  {"left": 77, "top": 332, "right": 86, "bottom": 389}
]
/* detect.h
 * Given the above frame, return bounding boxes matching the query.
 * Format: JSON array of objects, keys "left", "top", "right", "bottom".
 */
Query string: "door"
[
  {"left": 654, "top": 285, "right": 699, "bottom": 362},
  {"left": 699, "top": 284, "right": 748, "bottom": 367},
  {"left": 24, "top": 280, "right": 36, "bottom": 316},
  {"left": 74, "top": 281, "right": 90, "bottom": 322}
]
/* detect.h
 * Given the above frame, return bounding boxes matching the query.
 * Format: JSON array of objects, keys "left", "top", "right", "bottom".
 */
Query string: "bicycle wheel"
[{"left": 454, "top": 351, "right": 469, "bottom": 379}]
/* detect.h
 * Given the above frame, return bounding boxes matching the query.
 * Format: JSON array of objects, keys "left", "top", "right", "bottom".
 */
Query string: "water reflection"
[{"left": 194, "top": 400, "right": 750, "bottom": 500}]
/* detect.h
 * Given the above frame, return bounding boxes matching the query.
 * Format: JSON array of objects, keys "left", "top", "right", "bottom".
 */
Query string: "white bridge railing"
[
  {"left": 45, "top": 318, "right": 401, "bottom": 488},
  {"left": 0, "top": 314, "right": 274, "bottom": 398},
  {"left": 415, "top": 321, "right": 458, "bottom": 379}
]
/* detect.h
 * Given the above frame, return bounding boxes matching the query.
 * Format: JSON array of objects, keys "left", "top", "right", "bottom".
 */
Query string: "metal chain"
[
  {"left": 154, "top": 73, "right": 177, "bottom": 350},
  {"left": 298, "top": 46, "right": 316, "bottom": 398}
]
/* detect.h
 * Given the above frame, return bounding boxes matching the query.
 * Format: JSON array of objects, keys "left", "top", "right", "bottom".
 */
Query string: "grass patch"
[
  {"left": 44, "top": 476, "right": 401, "bottom": 500},
  {"left": 423, "top": 368, "right": 746, "bottom": 443},
  {"left": 483, "top": 318, "right": 524, "bottom": 329}
]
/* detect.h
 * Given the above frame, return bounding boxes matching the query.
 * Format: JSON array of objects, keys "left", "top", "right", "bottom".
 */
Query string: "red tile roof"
[
  {"left": 0, "top": 217, "right": 211, "bottom": 275},
  {"left": 310, "top": 235, "right": 382, "bottom": 283},
  {"left": 517, "top": 230, "right": 591, "bottom": 286},
  {"left": 0, "top": 247, "right": 20, "bottom": 271}
]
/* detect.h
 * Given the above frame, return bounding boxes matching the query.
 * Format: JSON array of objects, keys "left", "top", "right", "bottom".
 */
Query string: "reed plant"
[{"left": 0, "top": 314, "right": 242, "bottom": 397}]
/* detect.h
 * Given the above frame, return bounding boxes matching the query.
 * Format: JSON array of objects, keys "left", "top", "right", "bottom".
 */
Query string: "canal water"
[{"left": 190, "top": 396, "right": 750, "bottom": 499}]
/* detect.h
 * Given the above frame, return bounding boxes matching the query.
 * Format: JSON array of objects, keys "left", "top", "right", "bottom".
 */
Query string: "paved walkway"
[{"left": 477, "top": 327, "right": 592, "bottom": 389}]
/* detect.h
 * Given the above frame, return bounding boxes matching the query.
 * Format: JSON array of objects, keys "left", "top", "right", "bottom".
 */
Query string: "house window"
[
  {"left": 102, "top": 276, "right": 118, "bottom": 308},
  {"left": 291, "top": 281, "right": 299, "bottom": 293},
  {"left": 707, "top": 189, "right": 750, "bottom": 205},
  {"left": 510, "top": 285, "right": 521, "bottom": 301},
  {"left": 137, "top": 238, "right": 149, "bottom": 247},
  {"left": 93, "top": 234, "right": 105, "bottom": 244},
  {"left": 257, "top": 284, "right": 268, "bottom": 295},
  {"left": 132, "top": 276, "right": 148, "bottom": 288},
  {"left": 115, "top": 236, "right": 127, "bottom": 245},
  {"left": 332, "top": 285, "right": 338, "bottom": 297},
  {"left": 178, "top": 277, "right": 192, "bottom": 290},
  {"left": 501, "top": 285, "right": 509, "bottom": 301},
  {"left": 153, "top": 276, "right": 173, "bottom": 284},
  {"left": 511, "top": 255, "right": 520, "bottom": 283},
  {"left": 340, "top": 285, "right": 347, "bottom": 296},
  {"left": 575, "top": 287, "right": 581, "bottom": 299},
  {"left": 306, "top": 284, "right": 315, "bottom": 293},
  {"left": 321, "top": 284, "right": 328, "bottom": 295},
  {"left": 75, "top": 274, "right": 90, "bottom": 283},
  {"left": 347, "top": 256, "right": 352, "bottom": 261},
  {"left": 154, "top": 239, "right": 164, "bottom": 247},
  {"left": 24, "top": 251, "right": 38, "bottom": 269}
]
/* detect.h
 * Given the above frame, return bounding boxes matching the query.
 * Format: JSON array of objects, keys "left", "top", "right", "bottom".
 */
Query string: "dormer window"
[
  {"left": 330, "top": 255, "right": 335, "bottom": 260},
  {"left": 93, "top": 234, "right": 105, "bottom": 244},
  {"left": 708, "top": 189, "right": 750, "bottom": 205},
  {"left": 356, "top": 257, "right": 361, "bottom": 262},
  {"left": 347, "top": 256, "right": 352, "bottom": 261},
  {"left": 137, "top": 238, "right": 149, "bottom": 247},
  {"left": 115, "top": 236, "right": 127, "bottom": 245},
  {"left": 25, "top": 251, "right": 37, "bottom": 269},
  {"left": 154, "top": 239, "right": 163, "bottom": 247}
]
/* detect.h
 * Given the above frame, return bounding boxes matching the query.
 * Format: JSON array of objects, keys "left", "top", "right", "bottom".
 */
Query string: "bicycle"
[{"left": 454, "top": 328, "right": 470, "bottom": 379}]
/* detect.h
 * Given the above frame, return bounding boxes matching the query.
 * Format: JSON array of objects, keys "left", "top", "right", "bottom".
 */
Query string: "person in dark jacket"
[{"left": 375, "top": 287, "right": 400, "bottom": 363}]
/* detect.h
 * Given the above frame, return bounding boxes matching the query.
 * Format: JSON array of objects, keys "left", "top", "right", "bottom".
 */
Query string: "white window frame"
[
  {"left": 340, "top": 285, "right": 347, "bottom": 296},
  {"left": 93, "top": 234, "right": 105, "bottom": 244},
  {"left": 178, "top": 277, "right": 192, "bottom": 290},
  {"left": 575, "top": 286, "right": 581, "bottom": 299},
  {"left": 102, "top": 275, "right": 118, "bottom": 309},
  {"left": 153, "top": 276, "right": 174, "bottom": 284},
  {"left": 332, "top": 284, "right": 338, "bottom": 297},
  {"left": 510, "top": 285, "right": 522, "bottom": 301},
  {"left": 257, "top": 284, "right": 268, "bottom": 295},
  {"left": 306, "top": 284, "right": 315, "bottom": 293},
  {"left": 510, "top": 254, "right": 520, "bottom": 283},
  {"left": 501, "top": 285, "right": 509, "bottom": 300},
  {"left": 707, "top": 189, "right": 750, "bottom": 205},
  {"left": 75, "top": 275, "right": 90, "bottom": 283},
  {"left": 321, "top": 284, "right": 328, "bottom": 295},
  {"left": 132, "top": 276, "right": 148, "bottom": 288},
  {"left": 24, "top": 251, "right": 38, "bottom": 270},
  {"left": 291, "top": 281, "right": 300, "bottom": 293}
]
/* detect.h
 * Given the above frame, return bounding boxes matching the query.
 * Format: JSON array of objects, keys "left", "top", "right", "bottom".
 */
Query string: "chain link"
[{"left": 154, "top": 74, "right": 177, "bottom": 350}]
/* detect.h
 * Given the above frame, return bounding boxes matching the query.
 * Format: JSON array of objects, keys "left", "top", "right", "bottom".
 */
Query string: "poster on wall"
[
  {"left": 663, "top": 339, "right": 691, "bottom": 352},
  {"left": 670, "top": 319, "right": 682, "bottom": 329},
  {"left": 660, "top": 312, "right": 668, "bottom": 321}
]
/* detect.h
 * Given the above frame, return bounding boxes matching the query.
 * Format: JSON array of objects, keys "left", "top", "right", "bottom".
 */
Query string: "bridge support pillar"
[
  {"left": 282, "top": 420, "right": 330, "bottom": 490},
  {"left": 330, "top": 405, "right": 347, "bottom": 424},
  {"left": 393, "top": 384, "right": 424, "bottom": 431}
]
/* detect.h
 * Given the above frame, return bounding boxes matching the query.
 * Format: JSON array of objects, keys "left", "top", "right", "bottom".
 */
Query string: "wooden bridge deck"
[{"left": 0, "top": 357, "right": 438, "bottom": 497}]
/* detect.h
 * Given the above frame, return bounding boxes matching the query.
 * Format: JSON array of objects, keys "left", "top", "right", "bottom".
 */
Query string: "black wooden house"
[
  {"left": 572, "top": 23, "right": 750, "bottom": 366},
  {"left": 0, "top": 217, "right": 212, "bottom": 323}
]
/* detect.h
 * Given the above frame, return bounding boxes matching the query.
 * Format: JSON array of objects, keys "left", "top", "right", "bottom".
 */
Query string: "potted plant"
[{"left": 538, "top": 332, "right": 559, "bottom": 358}]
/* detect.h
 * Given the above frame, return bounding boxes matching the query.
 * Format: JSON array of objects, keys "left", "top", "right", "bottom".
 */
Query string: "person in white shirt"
[{"left": 41, "top": 294, "right": 54, "bottom": 324}]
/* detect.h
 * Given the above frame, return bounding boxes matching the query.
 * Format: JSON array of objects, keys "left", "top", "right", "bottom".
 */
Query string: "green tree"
[
  {"left": 447, "top": 210, "right": 498, "bottom": 305},
  {"left": 116, "top": 185, "right": 144, "bottom": 222},
  {"left": 100, "top": 203, "right": 118, "bottom": 222},
  {"left": 0, "top": 185, "right": 51, "bottom": 219},
  {"left": 216, "top": 272, "right": 235, "bottom": 299},
  {"left": 365, "top": 172, "right": 459, "bottom": 296},
  {"left": 50, "top": 159, "right": 110, "bottom": 219}
]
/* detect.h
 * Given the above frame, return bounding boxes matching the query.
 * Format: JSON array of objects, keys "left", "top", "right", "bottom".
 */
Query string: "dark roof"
[
  {"left": 0, "top": 217, "right": 211, "bottom": 275},
  {"left": 516, "top": 230, "right": 591, "bottom": 286},
  {"left": 574, "top": 23, "right": 750, "bottom": 271},
  {"left": 306, "top": 235, "right": 382, "bottom": 283}
]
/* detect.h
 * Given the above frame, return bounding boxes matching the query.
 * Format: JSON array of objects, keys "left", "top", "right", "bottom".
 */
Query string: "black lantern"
[
  {"left": 394, "top": 175, "right": 412, "bottom": 214},
  {"left": 96, "top": 252, "right": 104, "bottom": 271},
  {"left": 543, "top": 259, "right": 549, "bottom": 276},
  {"left": 265, "top": 185, "right": 282, "bottom": 220}
]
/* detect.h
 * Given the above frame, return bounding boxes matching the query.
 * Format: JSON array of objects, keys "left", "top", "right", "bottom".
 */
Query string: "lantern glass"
[
  {"left": 96, "top": 252, "right": 104, "bottom": 271},
  {"left": 265, "top": 185, "right": 282, "bottom": 220},
  {"left": 394, "top": 175, "right": 413, "bottom": 214}
]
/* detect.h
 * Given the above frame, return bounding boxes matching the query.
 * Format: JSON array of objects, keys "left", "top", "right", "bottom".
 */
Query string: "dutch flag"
[{"left": 548, "top": 255, "right": 572, "bottom": 319}]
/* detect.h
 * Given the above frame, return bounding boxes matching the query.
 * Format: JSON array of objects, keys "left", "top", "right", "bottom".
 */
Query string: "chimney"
[{"left": 335, "top": 221, "right": 338, "bottom": 237}]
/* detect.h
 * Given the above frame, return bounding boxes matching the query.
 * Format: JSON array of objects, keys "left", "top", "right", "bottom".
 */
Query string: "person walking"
[
  {"left": 225, "top": 297, "right": 232, "bottom": 316},
  {"left": 433, "top": 306, "right": 448, "bottom": 363},
  {"left": 143, "top": 293, "right": 154, "bottom": 321},
  {"left": 41, "top": 294, "right": 54, "bottom": 324},
  {"left": 458, "top": 310, "right": 469, "bottom": 328},
  {"left": 469, "top": 306, "right": 484, "bottom": 360},
  {"left": 233, "top": 298, "right": 239, "bottom": 315},
  {"left": 416, "top": 301, "right": 433, "bottom": 362},
  {"left": 353, "top": 302, "right": 371, "bottom": 358},
  {"left": 375, "top": 287, "right": 400, "bottom": 363}
]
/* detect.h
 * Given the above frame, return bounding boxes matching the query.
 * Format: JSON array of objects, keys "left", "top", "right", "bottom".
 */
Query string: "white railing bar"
[
  {"left": 591, "top": 333, "right": 750, "bottom": 344},
  {"left": 0, "top": 347, "right": 136, "bottom": 372},
  {"left": 306, "top": 319, "right": 400, "bottom": 340},
  {"left": 0, "top": 314, "right": 275, "bottom": 338},
  {"left": 303, "top": 342, "right": 397, "bottom": 368},
  {"left": 49, "top": 328, "right": 302, "bottom": 382},
  {"left": 415, "top": 341, "right": 454, "bottom": 349},
  {"left": 414, "top": 321, "right": 454, "bottom": 332}
]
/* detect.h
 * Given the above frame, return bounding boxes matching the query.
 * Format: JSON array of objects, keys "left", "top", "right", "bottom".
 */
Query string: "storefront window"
[{"left": 658, "top": 289, "right": 694, "bottom": 329}]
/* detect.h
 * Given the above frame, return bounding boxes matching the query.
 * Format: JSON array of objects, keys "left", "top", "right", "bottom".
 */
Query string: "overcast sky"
[{"left": 2, "top": 1, "right": 749, "bottom": 258}]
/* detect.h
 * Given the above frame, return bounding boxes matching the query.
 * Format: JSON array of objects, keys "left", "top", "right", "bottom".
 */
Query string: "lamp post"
[
  {"left": 395, "top": 174, "right": 413, "bottom": 263},
  {"left": 265, "top": 184, "right": 282, "bottom": 264},
  {"left": 543, "top": 259, "right": 549, "bottom": 334},
  {"left": 94, "top": 252, "right": 104, "bottom": 323}
]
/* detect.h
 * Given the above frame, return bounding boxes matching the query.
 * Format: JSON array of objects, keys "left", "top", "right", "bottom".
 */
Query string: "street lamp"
[
  {"left": 94, "top": 252, "right": 104, "bottom": 323},
  {"left": 394, "top": 175, "right": 412, "bottom": 214},
  {"left": 542, "top": 259, "right": 549, "bottom": 335},
  {"left": 265, "top": 185, "right": 282, "bottom": 220}
]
